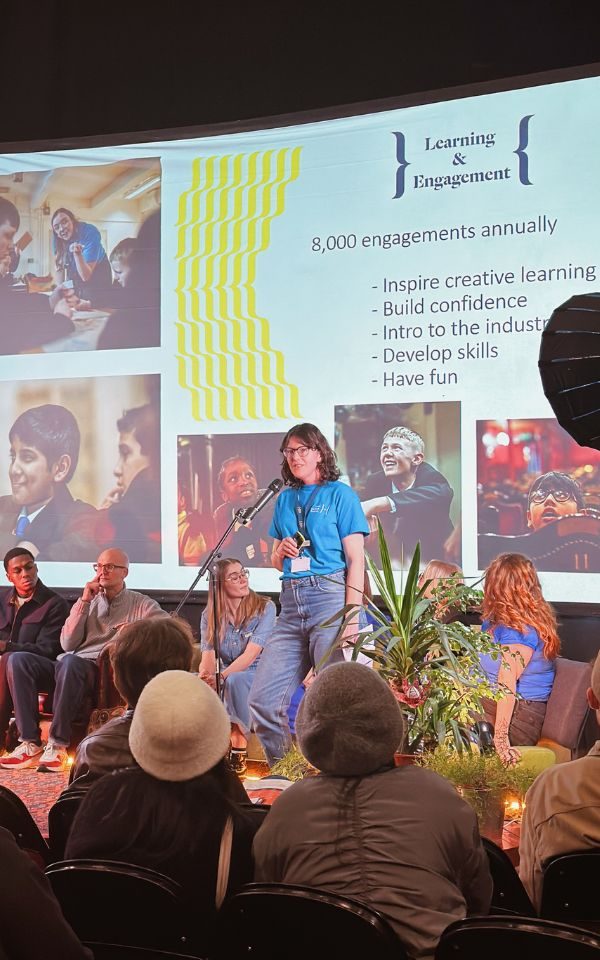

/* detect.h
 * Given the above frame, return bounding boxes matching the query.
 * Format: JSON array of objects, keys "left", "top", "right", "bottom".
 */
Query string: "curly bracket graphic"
[
  {"left": 392, "top": 131, "right": 410, "bottom": 199},
  {"left": 175, "top": 148, "right": 302, "bottom": 422},
  {"left": 514, "top": 115, "right": 534, "bottom": 185}
]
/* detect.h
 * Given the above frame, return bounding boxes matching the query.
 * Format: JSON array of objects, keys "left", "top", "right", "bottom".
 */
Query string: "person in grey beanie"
[{"left": 253, "top": 662, "right": 492, "bottom": 960}]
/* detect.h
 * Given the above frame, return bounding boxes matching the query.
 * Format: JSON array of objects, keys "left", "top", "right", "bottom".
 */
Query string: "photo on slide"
[
  {"left": 177, "top": 432, "right": 284, "bottom": 567},
  {"left": 335, "top": 402, "right": 461, "bottom": 570},
  {"left": 0, "top": 158, "right": 161, "bottom": 354},
  {"left": 477, "top": 418, "right": 600, "bottom": 572},
  {"left": 0, "top": 373, "right": 160, "bottom": 563}
]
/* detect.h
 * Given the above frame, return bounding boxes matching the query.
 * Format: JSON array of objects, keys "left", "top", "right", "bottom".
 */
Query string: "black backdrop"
[{"left": 1, "top": 4, "right": 598, "bottom": 145}]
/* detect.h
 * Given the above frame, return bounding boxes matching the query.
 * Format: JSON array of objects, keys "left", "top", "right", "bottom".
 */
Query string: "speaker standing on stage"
[
  {"left": 199, "top": 558, "right": 276, "bottom": 774},
  {"left": 248, "top": 423, "right": 369, "bottom": 767}
]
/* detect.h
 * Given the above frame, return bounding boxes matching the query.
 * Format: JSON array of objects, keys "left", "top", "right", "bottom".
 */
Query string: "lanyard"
[{"left": 295, "top": 486, "right": 321, "bottom": 539}]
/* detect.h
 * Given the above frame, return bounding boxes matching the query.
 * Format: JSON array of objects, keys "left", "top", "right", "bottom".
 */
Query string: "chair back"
[
  {"left": 481, "top": 836, "right": 536, "bottom": 916},
  {"left": 47, "top": 790, "right": 87, "bottom": 862},
  {"left": 540, "top": 658, "right": 592, "bottom": 756},
  {"left": 45, "top": 859, "right": 190, "bottom": 951},
  {"left": 541, "top": 851, "right": 600, "bottom": 932},
  {"left": 0, "top": 783, "right": 50, "bottom": 867},
  {"left": 217, "top": 882, "right": 405, "bottom": 959},
  {"left": 84, "top": 946, "right": 202, "bottom": 960},
  {"left": 436, "top": 915, "right": 600, "bottom": 959}
]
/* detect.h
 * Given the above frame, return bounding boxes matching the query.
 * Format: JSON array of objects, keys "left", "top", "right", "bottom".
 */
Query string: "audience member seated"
[
  {"left": 0, "top": 826, "right": 92, "bottom": 959},
  {"left": 519, "top": 649, "right": 600, "bottom": 911},
  {"left": 0, "top": 404, "right": 97, "bottom": 562},
  {"left": 479, "top": 553, "right": 560, "bottom": 765},
  {"left": 65, "top": 670, "right": 262, "bottom": 953},
  {"left": 0, "top": 548, "right": 167, "bottom": 773},
  {"left": 0, "top": 548, "right": 68, "bottom": 750},
  {"left": 199, "top": 557, "right": 276, "bottom": 773},
  {"left": 97, "top": 404, "right": 161, "bottom": 562},
  {"left": 67, "top": 616, "right": 194, "bottom": 793},
  {"left": 252, "top": 662, "right": 492, "bottom": 959}
]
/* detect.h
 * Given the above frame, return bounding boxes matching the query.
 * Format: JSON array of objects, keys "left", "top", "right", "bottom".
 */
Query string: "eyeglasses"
[
  {"left": 93, "top": 563, "right": 127, "bottom": 573},
  {"left": 282, "top": 444, "right": 313, "bottom": 460},
  {"left": 223, "top": 569, "right": 250, "bottom": 583},
  {"left": 529, "top": 489, "right": 577, "bottom": 504}
]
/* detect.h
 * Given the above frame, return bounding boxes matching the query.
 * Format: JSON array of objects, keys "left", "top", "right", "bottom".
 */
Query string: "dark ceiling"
[{"left": 1, "top": 4, "right": 596, "bottom": 145}]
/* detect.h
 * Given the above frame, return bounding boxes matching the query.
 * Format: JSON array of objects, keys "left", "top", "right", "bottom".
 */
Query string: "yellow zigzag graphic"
[{"left": 175, "top": 147, "right": 302, "bottom": 421}]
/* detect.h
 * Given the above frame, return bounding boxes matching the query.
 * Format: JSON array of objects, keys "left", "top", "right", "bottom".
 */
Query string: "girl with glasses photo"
[
  {"left": 248, "top": 422, "right": 370, "bottom": 767},
  {"left": 199, "top": 558, "right": 276, "bottom": 774}
]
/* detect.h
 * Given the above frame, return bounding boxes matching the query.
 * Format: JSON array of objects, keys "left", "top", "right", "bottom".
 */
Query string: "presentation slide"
[{"left": 0, "top": 69, "right": 599, "bottom": 602}]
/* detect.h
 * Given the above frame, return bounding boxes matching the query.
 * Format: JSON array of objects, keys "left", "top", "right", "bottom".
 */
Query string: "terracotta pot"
[{"left": 393, "top": 752, "right": 419, "bottom": 767}]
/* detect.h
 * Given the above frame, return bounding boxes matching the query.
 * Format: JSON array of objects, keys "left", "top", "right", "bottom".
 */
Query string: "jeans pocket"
[{"left": 315, "top": 573, "right": 346, "bottom": 594}]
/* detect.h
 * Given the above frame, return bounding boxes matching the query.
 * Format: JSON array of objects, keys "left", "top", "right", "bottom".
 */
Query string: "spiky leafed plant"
[{"left": 324, "top": 521, "right": 501, "bottom": 753}]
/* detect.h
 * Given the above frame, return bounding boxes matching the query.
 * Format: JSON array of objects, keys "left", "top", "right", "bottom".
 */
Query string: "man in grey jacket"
[
  {"left": 0, "top": 547, "right": 166, "bottom": 772},
  {"left": 253, "top": 662, "right": 492, "bottom": 960}
]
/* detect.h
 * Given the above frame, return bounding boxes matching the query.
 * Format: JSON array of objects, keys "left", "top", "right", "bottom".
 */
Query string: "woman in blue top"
[
  {"left": 248, "top": 422, "right": 369, "bottom": 767},
  {"left": 199, "top": 557, "right": 276, "bottom": 771},
  {"left": 480, "top": 553, "right": 560, "bottom": 765},
  {"left": 51, "top": 207, "right": 112, "bottom": 303}
]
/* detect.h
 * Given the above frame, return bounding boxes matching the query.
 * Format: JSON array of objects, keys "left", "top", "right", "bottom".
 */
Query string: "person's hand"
[
  {"left": 199, "top": 669, "right": 216, "bottom": 690},
  {"left": 99, "top": 486, "right": 122, "bottom": 509},
  {"left": 82, "top": 576, "right": 102, "bottom": 602},
  {"left": 70, "top": 242, "right": 84, "bottom": 256},
  {"left": 494, "top": 733, "right": 521, "bottom": 766},
  {"left": 277, "top": 537, "right": 300, "bottom": 560},
  {"left": 361, "top": 497, "right": 391, "bottom": 518},
  {"left": 0, "top": 252, "right": 11, "bottom": 277}
]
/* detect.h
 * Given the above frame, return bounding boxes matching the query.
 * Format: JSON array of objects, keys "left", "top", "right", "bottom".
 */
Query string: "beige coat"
[{"left": 519, "top": 740, "right": 600, "bottom": 910}]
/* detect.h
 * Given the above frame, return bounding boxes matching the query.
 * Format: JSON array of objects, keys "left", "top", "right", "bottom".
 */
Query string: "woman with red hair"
[{"left": 480, "top": 553, "right": 560, "bottom": 765}]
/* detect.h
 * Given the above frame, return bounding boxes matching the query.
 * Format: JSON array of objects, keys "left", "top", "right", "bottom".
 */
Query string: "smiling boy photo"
[{"left": 0, "top": 404, "right": 97, "bottom": 561}]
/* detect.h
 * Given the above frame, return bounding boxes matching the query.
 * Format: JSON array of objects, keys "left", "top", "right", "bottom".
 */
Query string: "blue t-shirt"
[
  {"left": 480, "top": 620, "right": 556, "bottom": 701},
  {"left": 269, "top": 481, "right": 369, "bottom": 579},
  {"left": 62, "top": 221, "right": 111, "bottom": 298}
]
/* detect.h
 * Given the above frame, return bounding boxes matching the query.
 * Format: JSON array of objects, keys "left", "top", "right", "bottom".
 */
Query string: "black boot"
[{"left": 229, "top": 747, "right": 247, "bottom": 776}]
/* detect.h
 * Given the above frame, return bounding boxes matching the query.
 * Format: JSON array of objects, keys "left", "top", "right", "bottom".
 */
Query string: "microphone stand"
[{"left": 173, "top": 508, "right": 248, "bottom": 699}]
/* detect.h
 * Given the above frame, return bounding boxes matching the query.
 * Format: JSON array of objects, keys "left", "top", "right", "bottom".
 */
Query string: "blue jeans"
[
  {"left": 6, "top": 651, "right": 97, "bottom": 747},
  {"left": 248, "top": 570, "right": 353, "bottom": 766}
]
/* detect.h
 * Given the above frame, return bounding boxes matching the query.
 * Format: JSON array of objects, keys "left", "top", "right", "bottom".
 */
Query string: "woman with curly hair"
[
  {"left": 480, "top": 552, "right": 560, "bottom": 764},
  {"left": 248, "top": 422, "right": 369, "bottom": 766}
]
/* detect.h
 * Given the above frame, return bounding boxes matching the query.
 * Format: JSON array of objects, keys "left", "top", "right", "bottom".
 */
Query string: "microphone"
[{"left": 238, "top": 479, "right": 283, "bottom": 525}]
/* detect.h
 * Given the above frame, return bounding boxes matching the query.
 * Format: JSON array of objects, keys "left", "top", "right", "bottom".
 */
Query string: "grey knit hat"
[
  {"left": 296, "top": 662, "right": 405, "bottom": 776},
  {"left": 129, "top": 670, "right": 231, "bottom": 781}
]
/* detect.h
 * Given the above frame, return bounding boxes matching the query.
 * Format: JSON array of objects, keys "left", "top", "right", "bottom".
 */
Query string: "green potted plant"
[
  {"left": 326, "top": 522, "right": 502, "bottom": 756},
  {"left": 420, "top": 746, "right": 537, "bottom": 843}
]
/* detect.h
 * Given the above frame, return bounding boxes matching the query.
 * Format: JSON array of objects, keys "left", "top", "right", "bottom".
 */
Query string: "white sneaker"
[
  {"left": 37, "top": 743, "right": 68, "bottom": 773},
  {"left": 0, "top": 740, "right": 43, "bottom": 769}
]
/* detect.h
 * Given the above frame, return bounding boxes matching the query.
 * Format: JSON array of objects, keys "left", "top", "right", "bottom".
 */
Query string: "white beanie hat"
[{"left": 129, "top": 670, "right": 231, "bottom": 781}]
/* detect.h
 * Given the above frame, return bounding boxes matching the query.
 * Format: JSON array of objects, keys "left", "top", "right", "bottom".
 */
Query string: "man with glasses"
[
  {"left": 0, "top": 548, "right": 68, "bottom": 752},
  {"left": 0, "top": 547, "right": 167, "bottom": 772},
  {"left": 526, "top": 471, "right": 585, "bottom": 531}
]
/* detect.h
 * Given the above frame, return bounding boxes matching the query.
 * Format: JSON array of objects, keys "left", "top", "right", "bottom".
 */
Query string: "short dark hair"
[
  {"left": 280, "top": 422, "right": 340, "bottom": 487},
  {"left": 117, "top": 404, "right": 159, "bottom": 468},
  {"left": 110, "top": 237, "right": 137, "bottom": 264},
  {"left": 0, "top": 199, "right": 19, "bottom": 231},
  {"left": 9, "top": 405, "right": 81, "bottom": 482},
  {"left": 3, "top": 547, "right": 35, "bottom": 571},
  {"left": 217, "top": 456, "right": 256, "bottom": 494},
  {"left": 110, "top": 617, "right": 194, "bottom": 707},
  {"left": 527, "top": 471, "right": 584, "bottom": 511}
]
